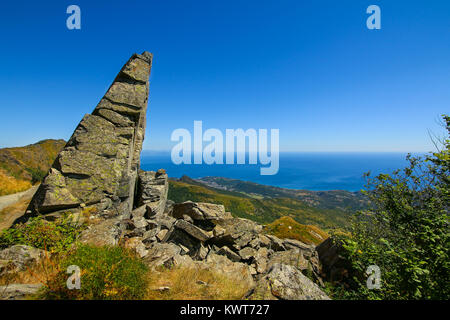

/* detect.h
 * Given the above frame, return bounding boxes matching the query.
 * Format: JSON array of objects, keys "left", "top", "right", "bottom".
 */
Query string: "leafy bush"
[
  {"left": 25, "top": 167, "right": 47, "bottom": 184},
  {"left": 0, "top": 215, "right": 83, "bottom": 253},
  {"left": 42, "top": 245, "right": 149, "bottom": 300},
  {"left": 331, "top": 115, "right": 450, "bottom": 300}
]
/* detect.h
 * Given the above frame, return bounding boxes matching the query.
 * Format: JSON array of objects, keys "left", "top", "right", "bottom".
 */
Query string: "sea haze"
[{"left": 140, "top": 151, "right": 416, "bottom": 192}]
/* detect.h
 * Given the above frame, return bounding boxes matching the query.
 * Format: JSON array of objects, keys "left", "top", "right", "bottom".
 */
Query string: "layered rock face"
[{"left": 20, "top": 52, "right": 153, "bottom": 221}]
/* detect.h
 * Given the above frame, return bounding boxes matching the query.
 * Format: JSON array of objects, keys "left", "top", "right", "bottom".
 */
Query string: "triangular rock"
[{"left": 19, "top": 52, "right": 153, "bottom": 221}]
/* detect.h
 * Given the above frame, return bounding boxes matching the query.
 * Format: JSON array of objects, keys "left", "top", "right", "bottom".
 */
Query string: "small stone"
[{"left": 156, "top": 229, "right": 168, "bottom": 242}]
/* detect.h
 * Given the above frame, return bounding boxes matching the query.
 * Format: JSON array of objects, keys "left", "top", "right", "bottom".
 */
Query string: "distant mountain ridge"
[
  {"left": 183, "top": 175, "right": 368, "bottom": 212},
  {"left": 169, "top": 175, "right": 366, "bottom": 231}
]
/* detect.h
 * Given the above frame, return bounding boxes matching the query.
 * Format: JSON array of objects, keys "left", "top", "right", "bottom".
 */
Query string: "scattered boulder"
[
  {"left": 265, "top": 235, "right": 286, "bottom": 251},
  {"left": 0, "top": 245, "right": 48, "bottom": 275},
  {"left": 0, "top": 283, "right": 43, "bottom": 300},
  {"left": 171, "top": 219, "right": 212, "bottom": 242},
  {"left": 216, "top": 246, "right": 241, "bottom": 262},
  {"left": 197, "top": 253, "right": 255, "bottom": 289},
  {"left": 123, "top": 237, "right": 148, "bottom": 258},
  {"left": 268, "top": 249, "right": 309, "bottom": 271},
  {"left": 171, "top": 201, "right": 231, "bottom": 222},
  {"left": 143, "top": 242, "right": 182, "bottom": 269},
  {"left": 79, "top": 218, "right": 122, "bottom": 246},
  {"left": 248, "top": 263, "right": 330, "bottom": 300}
]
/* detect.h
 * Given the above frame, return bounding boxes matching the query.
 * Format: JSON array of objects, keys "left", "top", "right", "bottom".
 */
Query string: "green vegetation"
[
  {"left": 330, "top": 115, "right": 449, "bottom": 300},
  {"left": 42, "top": 245, "right": 149, "bottom": 300},
  {"left": 25, "top": 167, "right": 47, "bottom": 185},
  {"left": 0, "top": 215, "right": 84, "bottom": 253},
  {"left": 169, "top": 179, "right": 352, "bottom": 230},
  {"left": 264, "top": 216, "right": 329, "bottom": 245},
  {"left": 197, "top": 176, "right": 368, "bottom": 211}
]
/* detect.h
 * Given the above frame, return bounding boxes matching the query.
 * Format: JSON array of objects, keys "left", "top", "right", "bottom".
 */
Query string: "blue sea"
[{"left": 140, "top": 152, "right": 418, "bottom": 192}]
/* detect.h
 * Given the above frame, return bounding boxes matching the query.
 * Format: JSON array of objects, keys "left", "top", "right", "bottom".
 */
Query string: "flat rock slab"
[{"left": 0, "top": 283, "right": 43, "bottom": 300}]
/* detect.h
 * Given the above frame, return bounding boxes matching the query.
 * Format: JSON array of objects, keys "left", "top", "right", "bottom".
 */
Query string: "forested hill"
[{"left": 169, "top": 176, "right": 366, "bottom": 232}]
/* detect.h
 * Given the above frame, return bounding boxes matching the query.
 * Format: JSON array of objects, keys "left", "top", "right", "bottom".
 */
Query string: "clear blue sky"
[{"left": 0, "top": 0, "right": 449, "bottom": 152}]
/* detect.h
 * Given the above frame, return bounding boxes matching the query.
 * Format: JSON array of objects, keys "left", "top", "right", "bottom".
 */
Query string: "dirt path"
[
  {"left": 0, "top": 186, "right": 38, "bottom": 212},
  {"left": 0, "top": 186, "right": 38, "bottom": 231}
]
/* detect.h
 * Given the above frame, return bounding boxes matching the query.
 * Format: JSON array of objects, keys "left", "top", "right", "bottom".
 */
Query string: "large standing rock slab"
[
  {"left": 248, "top": 263, "right": 330, "bottom": 300},
  {"left": 18, "top": 52, "right": 153, "bottom": 222}
]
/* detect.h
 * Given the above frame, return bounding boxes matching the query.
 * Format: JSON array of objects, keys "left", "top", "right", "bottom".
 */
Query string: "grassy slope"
[
  {"left": 0, "top": 139, "right": 66, "bottom": 195},
  {"left": 264, "top": 216, "right": 329, "bottom": 245},
  {"left": 168, "top": 180, "right": 353, "bottom": 232}
]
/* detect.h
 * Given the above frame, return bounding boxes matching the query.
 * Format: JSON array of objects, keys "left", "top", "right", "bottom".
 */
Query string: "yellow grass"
[
  {"left": 0, "top": 169, "right": 31, "bottom": 196},
  {"left": 264, "top": 216, "right": 329, "bottom": 245},
  {"left": 145, "top": 266, "right": 251, "bottom": 300},
  {"left": 0, "top": 252, "right": 251, "bottom": 300}
]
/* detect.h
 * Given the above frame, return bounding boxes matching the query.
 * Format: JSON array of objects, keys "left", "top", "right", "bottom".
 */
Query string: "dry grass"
[
  {"left": 1, "top": 253, "right": 252, "bottom": 300},
  {"left": 0, "top": 251, "right": 58, "bottom": 288},
  {"left": 145, "top": 266, "right": 251, "bottom": 300},
  {"left": 264, "top": 216, "right": 329, "bottom": 245},
  {"left": 0, "top": 169, "right": 31, "bottom": 196}
]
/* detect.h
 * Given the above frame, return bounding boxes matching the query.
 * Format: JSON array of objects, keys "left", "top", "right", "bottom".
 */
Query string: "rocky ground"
[{"left": 0, "top": 169, "right": 334, "bottom": 300}]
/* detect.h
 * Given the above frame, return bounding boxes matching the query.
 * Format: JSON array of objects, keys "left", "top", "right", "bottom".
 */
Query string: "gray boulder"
[
  {"left": 0, "top": 245, "right": 48, "bottom": 275},
  {"left": 248, "top": 263, "right": 330, "bottom": 300},
  {"left": 0, "top": 283, "right": 43, "bottom": 300},
  {"left": 171, "top": 201, "right": 231, "bottom": 222}
]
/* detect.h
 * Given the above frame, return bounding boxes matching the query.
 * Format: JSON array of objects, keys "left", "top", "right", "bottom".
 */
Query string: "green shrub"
[
  {"left": 330, "top": 115, "right": 450, "bottom": 300},
  {"left": 0, "top": 215, "right": 83, "bottom": 253},
  {"left": 43, "top": 245, "right": 149, "bottom": 300},
  {"left": 25, "top": 167, "right": 47, "bottom": 184}
]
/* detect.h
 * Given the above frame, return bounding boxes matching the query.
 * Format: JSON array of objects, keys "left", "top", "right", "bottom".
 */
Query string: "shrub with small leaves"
[
  {"left": 42, "top": 245, "right": 149, "bottom": 300},
  {"left": 0, "top": 215, "right": 83, "bottom": 253}
]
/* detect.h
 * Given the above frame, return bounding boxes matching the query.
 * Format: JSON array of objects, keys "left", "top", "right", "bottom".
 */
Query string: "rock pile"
[{"left": 118, "top": 196, "right": 330, "bottom": 300}]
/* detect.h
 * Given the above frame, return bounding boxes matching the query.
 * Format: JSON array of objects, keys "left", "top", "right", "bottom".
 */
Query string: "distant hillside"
[
  {"left": 0, "top": 139, "right": 66, "bottom": 195},
  {"left": 264, "top": 216, "right": 329, "bottom": 245},
  {"left": 168, "top": 177, "right": 356, "bottom": 231},
  {"left": 195, "top": 176, "right": 368, "bottom": 211}
]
